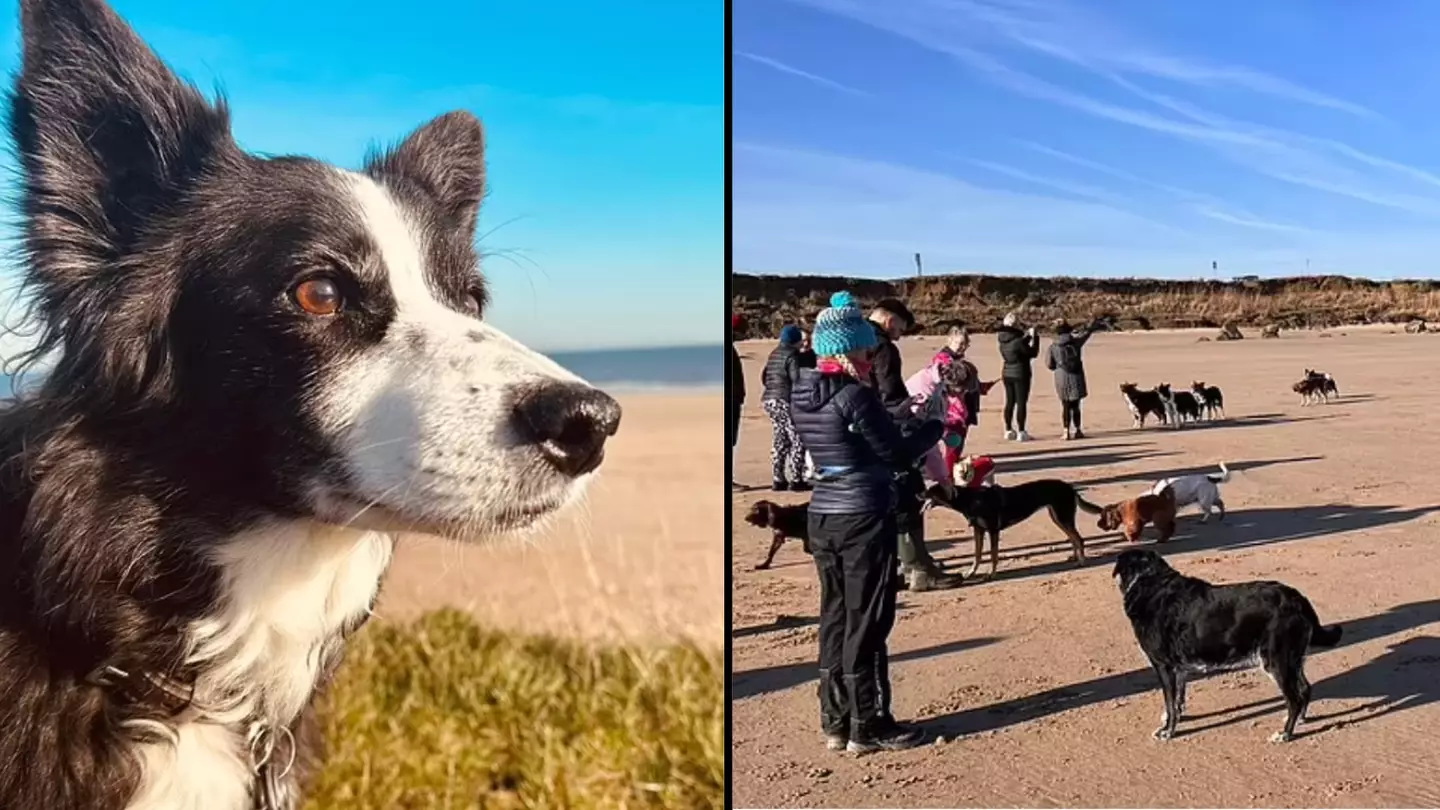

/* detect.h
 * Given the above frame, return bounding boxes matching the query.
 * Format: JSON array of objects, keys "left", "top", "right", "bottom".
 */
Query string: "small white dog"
[{"left": 1148, "top": 462, "right": 1230, "bottom": 522}]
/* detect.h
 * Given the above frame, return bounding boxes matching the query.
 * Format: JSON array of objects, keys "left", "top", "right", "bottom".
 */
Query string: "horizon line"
[{"left": 731, "top": 269, "right": 1440, "bottom": 284}]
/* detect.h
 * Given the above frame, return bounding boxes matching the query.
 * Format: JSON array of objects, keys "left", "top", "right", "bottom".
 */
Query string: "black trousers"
[
  {"left": 809, "top": 511, "right": 899, "bottom": 734},
  {"left": 1061, "top": 398, "right": 1083, "bottom": 430},
  {"left": 1002, "top": 376, "right": 1032, "bottom": 432}
]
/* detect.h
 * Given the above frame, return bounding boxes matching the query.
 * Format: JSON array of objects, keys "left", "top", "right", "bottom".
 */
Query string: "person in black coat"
[
  {"left": 863, "top": 298, "right": 962, "bottom": 592},
  {"left": 865, "top": 297, "right": 915, "bottom": 416},
  {"left": 760, "top": 324, "right": 812, "bottom": 491},
  {"left": 729, "top": 313, "right": 746, "bottom": 488},
  {"left": 995, "top": 311, "right": 1040, "bottom": 441},
  {"left": 1045, "top": 318, "right": 1102, "bottom": 440},
  {"left": 792, "top": 291, "right": 943, "bottom": 754}
]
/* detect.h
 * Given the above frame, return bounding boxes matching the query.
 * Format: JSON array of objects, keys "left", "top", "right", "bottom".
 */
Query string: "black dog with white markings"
[
  {"left": 1157, "top": 383, "right": 1203, "bottom": 423},
  {"left": 1190, "top": 381, "right": 1225, "bottom": 420},
  {"left": 1119, "top": 382, "right": 1168, "bottom": 428},
  {"left": 0, "top": 0, "right": 622, "bottom": 807},
  {"left": 1112, "top": 550, "right": 1343, "bottom": 743}
]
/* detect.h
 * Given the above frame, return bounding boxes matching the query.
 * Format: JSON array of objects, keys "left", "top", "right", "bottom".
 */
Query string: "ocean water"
[
  {"left": 548, "top": 344, "right": 720, "bottom": 392},
  {"left": 0, "top": 344, "right": 721, "bottom": 398}
]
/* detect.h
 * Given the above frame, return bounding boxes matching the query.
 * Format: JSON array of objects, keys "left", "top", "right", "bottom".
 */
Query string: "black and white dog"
[
  {"left": 1119, "top": 382, "right": 1169, "bottom": 429},
  {"left": 1113, "top": 550, "right": 1343, "bottom": 744},
  {"left": 1156, "top": 383, "right": 1202, "bottom": 424},
  {"left": 0, "top": 0, "right": 621, "bottom": 808},
  {"left": 1190, "top": 381, "right": 1225, "bottom": 420}
]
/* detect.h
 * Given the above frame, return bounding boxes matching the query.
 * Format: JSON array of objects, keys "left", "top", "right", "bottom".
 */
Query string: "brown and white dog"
[
  {"left": 1098, "top": 486, "right": 1178, "bottom": 544},
  {"left": 745, "top": 500, "right": 810, "bottom": 570}
]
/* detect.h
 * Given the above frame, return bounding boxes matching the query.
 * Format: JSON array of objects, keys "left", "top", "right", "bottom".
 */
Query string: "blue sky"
[
  {"left": 734, "top": 0, "right": 1440, "bottom": 280},
  {"left": 0, "top": 0, "right": 720, "bottom": 353}
]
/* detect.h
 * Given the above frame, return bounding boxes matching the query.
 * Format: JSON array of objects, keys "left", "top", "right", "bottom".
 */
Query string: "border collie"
[
  {"left": 0, "top": 1, "right": 622, "bottom": 808},
  {"left": 1119, "top": 382, "right": 1168, "bottom": 429},
  {"left": 1156, "top": 383, "right": 1201, "bottom": 424},
  {"left": 1190, "top": 381, "right": 1224, "bottom": 420},
  {"left": 1295, "top": 370, "right": 1337, "bottom": 406},
  {"left": 1306, "top": 369, "right": 1339, "bottom": 400}
]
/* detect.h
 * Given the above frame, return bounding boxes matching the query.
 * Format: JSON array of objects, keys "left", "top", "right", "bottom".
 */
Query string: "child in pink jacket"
[{"left": 906, "top": 351, "right": 994, "bottom": 486}]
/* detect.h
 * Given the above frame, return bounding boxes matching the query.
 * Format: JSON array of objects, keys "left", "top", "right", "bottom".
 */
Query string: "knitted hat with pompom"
[{"left": 812, "top": 291, "right": 879, "bottom": 357}]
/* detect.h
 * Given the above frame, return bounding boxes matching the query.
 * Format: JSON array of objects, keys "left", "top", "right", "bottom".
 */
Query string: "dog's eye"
[{"left": 293, "top": 278, "right": 343, "bottom": 316}]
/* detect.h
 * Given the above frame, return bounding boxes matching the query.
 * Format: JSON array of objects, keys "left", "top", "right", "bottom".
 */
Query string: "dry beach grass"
[{"left": 732, "top": 272, "right": 1440, "bottom": 336}]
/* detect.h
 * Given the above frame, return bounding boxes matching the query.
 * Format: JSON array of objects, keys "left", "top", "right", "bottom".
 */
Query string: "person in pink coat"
[{"left": 905, "top": 351, "right": 995, "bottom": 487}]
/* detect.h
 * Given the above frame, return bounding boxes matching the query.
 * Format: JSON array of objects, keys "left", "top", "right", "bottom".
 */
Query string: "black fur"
[
  {"left": 745, "top": 500, "right": 810, "bottom": 570},
  {"left": 1190, "top": 382, "right": 1224, "bottom": 420},
  {"left": 0, "top": 0, "right": 515, "bottom": 806},
  {"left": 1172, "top": 390, "right": 1202, "bottom": 422},
  {"left": 1119, "top": 383, "right": 1167, "bottom": 427},
  {"left": 1112, "top": 550, "right": 1343, "bottom": 743},
  {"left": 922, "top": 479, "right": 1103, "bottom": 579},
  {"left": 1156, "top": 383, "right": 1202, "bottom": 423},
  {"left": 1307, "top": 369, "right": 1339, "bottom": 399}
]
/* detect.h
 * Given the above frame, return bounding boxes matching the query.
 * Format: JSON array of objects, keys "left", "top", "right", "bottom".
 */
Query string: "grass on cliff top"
[{"left": 304, "top": 609, "right": 724, "bottom": 810}]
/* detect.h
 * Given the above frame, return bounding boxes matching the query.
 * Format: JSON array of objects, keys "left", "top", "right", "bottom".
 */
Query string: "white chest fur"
[{"left": 125, "top": 521, "right": 395, "bottom": 810}]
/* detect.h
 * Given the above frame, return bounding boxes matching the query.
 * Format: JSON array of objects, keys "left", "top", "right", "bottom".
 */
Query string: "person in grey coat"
[{"left": 1044, "top": 319, "right": 1100, "bottom": 440}]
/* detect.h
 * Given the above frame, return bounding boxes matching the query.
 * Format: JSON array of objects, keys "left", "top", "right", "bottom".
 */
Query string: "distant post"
[
  {"left": 914, "top": 252, "right": 923, "bottom": 278},
  {"left": 1212, "top": 260, "right": 1218, "bottom": 281}
]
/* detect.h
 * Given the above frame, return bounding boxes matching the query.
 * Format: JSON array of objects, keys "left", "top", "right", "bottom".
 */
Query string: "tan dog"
[{"left": 1098, "top": 486, "right": 1178, "bottom": 544}]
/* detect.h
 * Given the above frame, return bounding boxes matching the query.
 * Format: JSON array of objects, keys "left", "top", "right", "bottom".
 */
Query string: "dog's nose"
[{"left": 511, "top": 382, "right": 622, "bottom": 476}]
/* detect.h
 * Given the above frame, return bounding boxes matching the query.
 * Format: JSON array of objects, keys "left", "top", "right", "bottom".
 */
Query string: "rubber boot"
[{"left": 897, "top": 521, "right": 963, "bottom": 592}]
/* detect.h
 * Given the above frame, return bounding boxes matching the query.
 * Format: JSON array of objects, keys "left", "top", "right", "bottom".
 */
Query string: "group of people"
[{"left": 728, "top": 293, "right": 1103, "bottom": 754}]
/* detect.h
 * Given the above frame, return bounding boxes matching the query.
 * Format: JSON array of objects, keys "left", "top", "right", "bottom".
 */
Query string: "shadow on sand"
[
  {"left": 929, "top": 502, "right": 1439, "bottom": 587},
  {"left": 731, "top": 635, "right": 1002, "bottom": 701},
  {"left": 732, "top": 614, "right": 817, "bottom": 640},
  {"left": 1077, "top": 455, "right": 1325, "bottom": 489}
]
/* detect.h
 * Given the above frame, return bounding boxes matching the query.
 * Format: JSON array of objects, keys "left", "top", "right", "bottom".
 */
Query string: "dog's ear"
[
  {"left": 764, "top": 501, "right": 780, "bottom": 524},
  {"left": 11, "top": 0, "right": 236, "bottom": 402},
  {"left": 365, "top": 111, "right": 486, "bottom": 239}
]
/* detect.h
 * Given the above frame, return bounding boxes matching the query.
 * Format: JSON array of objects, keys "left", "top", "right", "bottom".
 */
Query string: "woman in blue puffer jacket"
[{"left": 790, "top": 291, "right": 942, "bottom": 754}]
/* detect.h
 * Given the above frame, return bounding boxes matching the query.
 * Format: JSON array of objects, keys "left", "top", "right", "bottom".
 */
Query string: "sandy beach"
[
  {"left": 731, "top": 326, "right": 1440, "bottom": 807},
  {"left": 376, "top": 392, "right": 723, "bottom": 648}
]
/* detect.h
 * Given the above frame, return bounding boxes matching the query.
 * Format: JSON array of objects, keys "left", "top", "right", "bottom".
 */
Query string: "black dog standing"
[{"left": 1113, "top": 550, "right": 1343, "bottom": 743}]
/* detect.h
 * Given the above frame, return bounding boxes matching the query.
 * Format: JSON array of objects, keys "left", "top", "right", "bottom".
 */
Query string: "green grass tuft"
[{"left": 305, "top": 609, "right": 724, "bottom": 810}]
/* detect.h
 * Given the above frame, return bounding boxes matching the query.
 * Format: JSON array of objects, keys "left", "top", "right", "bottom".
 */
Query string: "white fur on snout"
[{"left": 315, "top": 171, "right": 596, "bottom": 536}]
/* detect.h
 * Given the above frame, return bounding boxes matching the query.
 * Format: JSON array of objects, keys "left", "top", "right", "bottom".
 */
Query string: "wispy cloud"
[
  {"left": 733, "top": 50, "right": 872, "bottom": 98},
  {"left": 1021, "top": 142, "right": 1316, "bottom": 235},
  {"left": 1192, "top": 206, "right": 1313, "bottom": 235},
  {"left": 733, "top": 141, "right": 1213, "bottom": 275},
  {"left": 794, "top": 0, "right": 1378, "bottom": 119},
  {"left": 734, "top": 142, "right": 1440, "bottom": 277},
  {"left": 960, "top": 157, "right": 1123, "bottom": 205},
  {"left": 785, "top": 0, "right": 1440, "bottom": 218}
]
